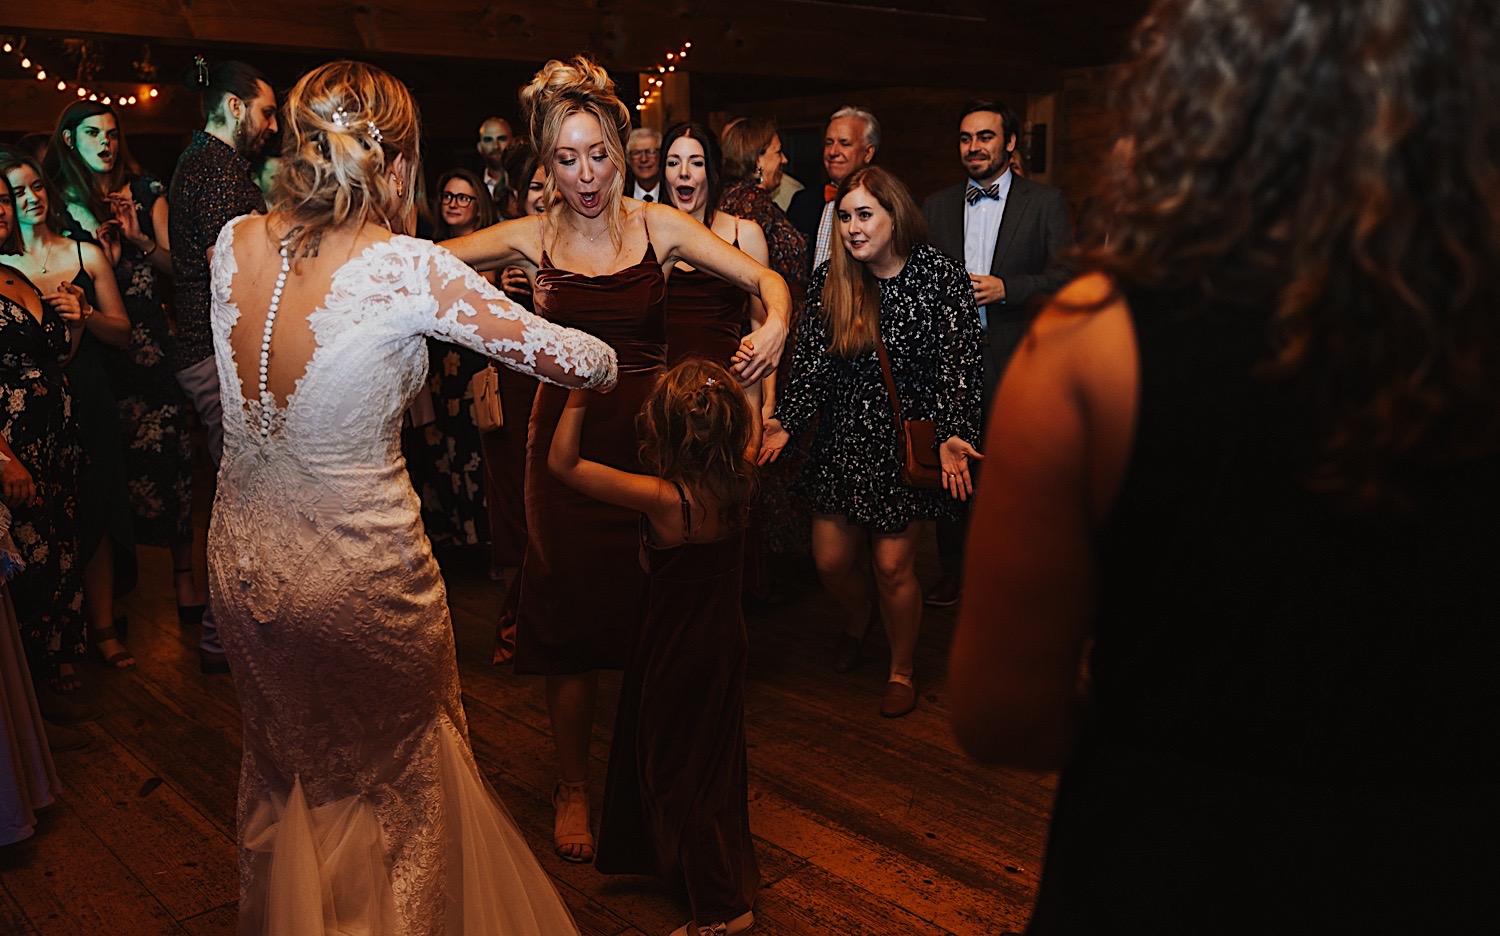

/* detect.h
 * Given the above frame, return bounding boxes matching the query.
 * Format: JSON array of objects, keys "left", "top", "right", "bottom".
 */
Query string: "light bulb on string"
[
  {"left": 76, "top": 87, "right": 86, "bottom": 97},
  {"left": 148, "top": 87, "right": 158, "bottom": 98},
  {"left": 56, "top": 80, "right": 65, "bottom": 91},
  {"left": 36, "top": 69, "right": 46, "bottom": 80},
  {"left": 2, "top": 42, "right": 13, "bottom": 54},
  {"left": 20, "top": 56, "right": 31, "bottom": 68}
]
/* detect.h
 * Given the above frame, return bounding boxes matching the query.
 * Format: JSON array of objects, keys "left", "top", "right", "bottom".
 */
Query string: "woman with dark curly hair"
[{"left": 949, "top": 0, "right": 1500, "bottom": 932}]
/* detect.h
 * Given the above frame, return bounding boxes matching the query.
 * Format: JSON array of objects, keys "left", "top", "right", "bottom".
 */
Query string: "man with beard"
[
  {"left": 922, "top": 99, "right": 1073, "bottom": 608},
  {"left": 168, "top": 58, "right": 278, "bottom": 673},
  {"left": 476, "top": 116, "right": 513, "bottom": 201}
]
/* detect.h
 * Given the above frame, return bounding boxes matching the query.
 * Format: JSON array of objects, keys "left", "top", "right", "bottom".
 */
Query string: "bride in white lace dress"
[{"left": 206, "top": 62, "right": 616, "bottom": 934}]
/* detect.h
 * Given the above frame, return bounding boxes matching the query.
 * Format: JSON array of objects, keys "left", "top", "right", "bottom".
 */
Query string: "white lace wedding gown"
[{"left": 207, "top": 215, "right": 616, "bottom": 935}]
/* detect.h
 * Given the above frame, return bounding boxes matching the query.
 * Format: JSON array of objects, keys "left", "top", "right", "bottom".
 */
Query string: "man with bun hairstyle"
[{"left": 168, "top": 57, "right": 277, "bottom": 673}]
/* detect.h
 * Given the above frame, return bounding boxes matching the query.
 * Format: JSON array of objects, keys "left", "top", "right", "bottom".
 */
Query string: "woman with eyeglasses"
[{"left": 403, "top": 167, "right": 503, "bottom": 563}]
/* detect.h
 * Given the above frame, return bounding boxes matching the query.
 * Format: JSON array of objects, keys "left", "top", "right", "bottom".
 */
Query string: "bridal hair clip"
[
  {"left": 331, "top": 106, "right": 383, "bottom": 144},
  {"left": 704, "top": 377, "right": 717, "bottom": 387},
  {"left": 193, "top": 55, "right": 210, "bottom": 90}
]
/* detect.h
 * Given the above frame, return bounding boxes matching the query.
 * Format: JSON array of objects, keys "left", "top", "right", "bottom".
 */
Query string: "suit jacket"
[
  {"left": 922, "top": 174, "right": 1074, "bottom": 313},
  {"left": 786, "top": 186, "right": 825, "bottom": 263}
]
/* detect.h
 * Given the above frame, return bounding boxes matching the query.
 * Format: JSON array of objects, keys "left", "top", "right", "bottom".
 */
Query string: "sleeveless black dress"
[
  {"left": 65, "top": 242, "right": 137, "bottom": 594},
  {"left": 1026, "top": 287, "right": 1500, "bottom": 934}
]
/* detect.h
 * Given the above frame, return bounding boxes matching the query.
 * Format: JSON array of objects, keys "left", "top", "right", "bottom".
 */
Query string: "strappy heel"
[
  {"left": 669, "top": 911, "right": 754, "bottom": 936},
  {"left": 552, "top": 778, "right": 595, "bottom": 864},
  {"left": 91, "top": 623, "right": 136, "bottom": 670}
]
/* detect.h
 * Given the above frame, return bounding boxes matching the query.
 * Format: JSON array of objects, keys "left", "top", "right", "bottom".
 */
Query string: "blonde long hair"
[
  {"left": 269, "top": 60, "right": 421, "bottom": 261},
  {"left": 520, "top": 56, "right": 631, "bottom": 252},
  {"left": 822, "top": 166, "right": 927, "bottom": 356}
]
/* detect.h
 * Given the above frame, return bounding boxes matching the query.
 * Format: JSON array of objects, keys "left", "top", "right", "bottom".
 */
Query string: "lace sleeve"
[{"left": 416, "top": 240, "right": 618, "bottom": 391}]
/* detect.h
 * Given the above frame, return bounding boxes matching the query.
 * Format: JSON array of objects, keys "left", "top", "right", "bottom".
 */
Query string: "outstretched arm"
[
  {"left": 549, "top": 389, "right": 680, "bottom": 529},
  {"left": 422, "top": 241, "right": 616, "bottom": 391},
  {"left": 651, "top": 204, "right": 790, "bottom": 383},
  {"left": 440, "top": 214, "right": 540, "bottom": 273}
]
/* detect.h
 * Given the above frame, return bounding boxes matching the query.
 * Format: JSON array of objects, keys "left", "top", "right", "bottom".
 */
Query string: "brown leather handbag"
[
  {"left": 469, "top": 364, "right": 503, "bottom": 432},
  {"left": 873, "top": 336, "right": 943, "bottom": 489}
]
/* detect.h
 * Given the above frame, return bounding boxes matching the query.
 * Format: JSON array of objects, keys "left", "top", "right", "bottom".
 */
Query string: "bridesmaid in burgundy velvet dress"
[{"left": 444, "top": 56, "right": 791, "bottom": 865}]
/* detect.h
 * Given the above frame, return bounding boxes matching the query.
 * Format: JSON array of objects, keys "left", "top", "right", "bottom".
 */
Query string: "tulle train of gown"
[{"left": 207, "top": 216, "right": 616, "bottom": 934}]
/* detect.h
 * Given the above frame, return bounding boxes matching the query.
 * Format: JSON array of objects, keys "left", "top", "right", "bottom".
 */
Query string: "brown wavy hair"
[
  {"left": 1088, "top": 0, "right": 1500, "bottom": 508},
  {"left": 45, "top": 101, "right": 143, "bottom": 227},
  {"left": 822, "top": 165, "right": 928, "bottom": 356},
  {"left": 638, "top": 358, "right": 758, "bottom": 530}
]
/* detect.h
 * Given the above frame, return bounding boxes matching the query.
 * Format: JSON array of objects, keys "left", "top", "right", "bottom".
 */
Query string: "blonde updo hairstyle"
[
  {"left": 520, "top": 56, "right": 631, "bottom": 250},
  {"left": 271, "top": 60, "right": 421, "bottom": 262}
]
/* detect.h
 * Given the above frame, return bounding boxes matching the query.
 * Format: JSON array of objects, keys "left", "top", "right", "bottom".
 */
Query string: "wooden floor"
[{"left": 0, "top": 532, "right": 1055, "bottom": 935}]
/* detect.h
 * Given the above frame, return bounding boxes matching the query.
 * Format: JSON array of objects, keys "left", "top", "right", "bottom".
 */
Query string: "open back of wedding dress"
[{"left": 208, "top": 215, "right": 615, "bottom": 935}]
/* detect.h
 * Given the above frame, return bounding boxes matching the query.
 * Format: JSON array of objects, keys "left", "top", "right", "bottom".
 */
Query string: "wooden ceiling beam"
[{"left": 1, "top": 1, "right": 1069, "bottom": 88}]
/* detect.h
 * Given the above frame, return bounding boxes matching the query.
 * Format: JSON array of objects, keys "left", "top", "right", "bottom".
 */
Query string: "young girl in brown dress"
[{"left": 548, "top": 358, "right": 759, "bottom": 936}]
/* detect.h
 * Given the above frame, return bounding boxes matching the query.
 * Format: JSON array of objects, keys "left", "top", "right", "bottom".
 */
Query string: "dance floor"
[{"left": 0, "top": 529, "right": 1054, "bottom": 934}]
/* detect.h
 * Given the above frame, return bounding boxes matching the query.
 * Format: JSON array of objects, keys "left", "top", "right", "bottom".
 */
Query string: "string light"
[
  {"left": 635, "top": 40, "right": 691, "bottom": 112},
  {"left": 2, "top": 35, "right": 153, "bottom": 106}
]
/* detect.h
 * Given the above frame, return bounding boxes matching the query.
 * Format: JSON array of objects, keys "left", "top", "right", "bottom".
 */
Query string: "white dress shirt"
[
  {"left": 964, "top": 168, "right": 1012, "bottom": 330},
  {"left": 631, "top": 180, "right": 661, "bottom": 203}
]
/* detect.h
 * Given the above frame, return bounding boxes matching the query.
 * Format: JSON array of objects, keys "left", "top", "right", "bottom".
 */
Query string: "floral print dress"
[
  {"left": 0, "top": 288, "right": 84, "bottom": 678},
  {"left": 72, "top": 175, "right": 193, "bottom": 547}
]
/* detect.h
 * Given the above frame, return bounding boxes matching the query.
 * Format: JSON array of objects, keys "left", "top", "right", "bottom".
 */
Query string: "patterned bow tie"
[{"left": 966, "top": 184, "right": 1001, "bottom": 205}]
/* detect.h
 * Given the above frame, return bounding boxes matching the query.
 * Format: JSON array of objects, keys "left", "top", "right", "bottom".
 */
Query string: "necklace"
[
  {"left": 257, "top": 233, "right": 293, "bottom": 439},
  {"left": 38, "top": 240, "right": 60, "bottom": 276},
  {"left": 564, "top": 214, "right": 608, "bottom": 244}
]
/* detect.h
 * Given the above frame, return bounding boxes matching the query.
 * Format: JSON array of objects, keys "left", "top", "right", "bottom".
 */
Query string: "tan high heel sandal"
[{"left": 552, "top": 779, "right": 595, "bottom": 864}]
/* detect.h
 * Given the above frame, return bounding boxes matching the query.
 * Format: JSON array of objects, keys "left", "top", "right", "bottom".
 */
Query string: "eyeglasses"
[
  {"left": 628, "top": 148, "right": 659, "bottom": 159},
  {"left": 440, "top": 191, "right": 478, "bottom": 206}
]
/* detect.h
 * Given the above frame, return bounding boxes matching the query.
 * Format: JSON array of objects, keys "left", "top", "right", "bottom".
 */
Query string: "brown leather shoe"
[
  {"left": 923, "top": 576, "right": 961, "bottom": 608},
  {"left": 879, "top": 678, "right": 917, "bottom": 718}
]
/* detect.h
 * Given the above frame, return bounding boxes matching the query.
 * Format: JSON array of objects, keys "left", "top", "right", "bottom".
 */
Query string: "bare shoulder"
[
  {"left": 729, "top": 214, "right": 766, "bottom": 248},
  {"left": 1027, "top": 271, "right": 1134, "bottom": 361},
  {"left": 76, "top": 239, "right": 110, "bottom": 271}
]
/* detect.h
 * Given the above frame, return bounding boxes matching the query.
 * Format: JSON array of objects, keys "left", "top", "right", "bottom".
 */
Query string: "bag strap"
[{"left": 871, "top": 333, "right": 906, "bottom": 435}]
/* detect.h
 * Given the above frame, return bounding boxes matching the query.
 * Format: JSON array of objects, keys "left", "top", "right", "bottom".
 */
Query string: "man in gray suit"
[{"left": 922, "top": 99, "right": 1074, "bottom": 606}]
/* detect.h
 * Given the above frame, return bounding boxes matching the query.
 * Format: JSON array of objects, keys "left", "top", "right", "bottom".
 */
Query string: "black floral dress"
[
  {"left": 69, "top": 175, "right": 193, "bottom": 547},
  {"left": 403, "top": 341, "right": 492, "bottom": 547},
  {"left": 720, "top": 181, "right": 813, "bottom": 556},
  {"left": 0, "top": 284, "right": 85, "bottom": 678},
  {"left": 775, "top": 243, "right": 984, "bottom": 533}
]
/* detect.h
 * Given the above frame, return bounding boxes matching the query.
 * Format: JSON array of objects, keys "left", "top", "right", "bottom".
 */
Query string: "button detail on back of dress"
[{"left": 257, "top": 235, "right": 293, "bottom": 439}]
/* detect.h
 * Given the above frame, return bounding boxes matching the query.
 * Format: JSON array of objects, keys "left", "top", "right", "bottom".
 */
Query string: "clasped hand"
[
  {"left": 42, "top": 281, "right": 89, "bottom": 326},
  {"left": 731, "top": 317, "right": 787, "bottom": 385}
]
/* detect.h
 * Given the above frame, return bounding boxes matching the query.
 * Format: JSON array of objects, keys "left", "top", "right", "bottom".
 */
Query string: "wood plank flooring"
[{"left": 1, "top": 530, "right": 1054, "bottom": 935}]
